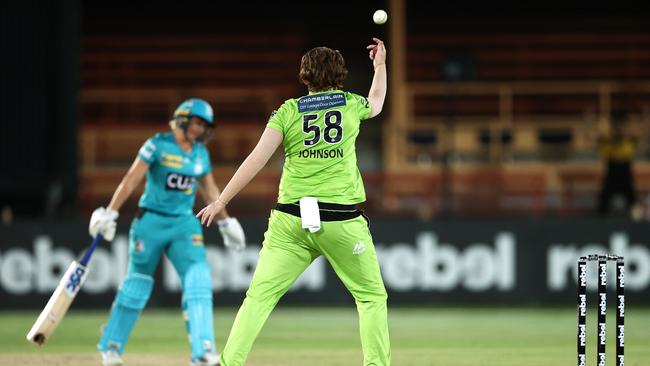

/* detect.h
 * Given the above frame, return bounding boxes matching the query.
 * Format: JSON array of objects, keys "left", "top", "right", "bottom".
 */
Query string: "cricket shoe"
[
  {"left": 190, "top": 352, "right": 220, "bottom": 366},
  {"left": 100, "top": 350, "right": 123, "bottom": 366}
]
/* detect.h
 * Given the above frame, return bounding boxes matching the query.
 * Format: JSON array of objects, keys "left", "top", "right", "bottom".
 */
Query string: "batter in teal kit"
[{"left": 89, "top": 98, "right": 246, "bottom": 366}]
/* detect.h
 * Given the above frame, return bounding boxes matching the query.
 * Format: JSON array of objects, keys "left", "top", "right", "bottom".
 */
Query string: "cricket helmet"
[{"left": 173, "top": 98, "right": 214, "bottom": 124}]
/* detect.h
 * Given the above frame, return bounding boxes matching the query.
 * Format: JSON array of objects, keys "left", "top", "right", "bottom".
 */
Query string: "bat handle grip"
[{"left": 80, "top": 234, "right": 103, "bottom": 266}]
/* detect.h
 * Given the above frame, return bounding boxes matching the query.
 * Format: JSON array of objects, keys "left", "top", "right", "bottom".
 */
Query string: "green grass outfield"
[{"left": 1, "top": 307, "right": 649, "bottom": 366}]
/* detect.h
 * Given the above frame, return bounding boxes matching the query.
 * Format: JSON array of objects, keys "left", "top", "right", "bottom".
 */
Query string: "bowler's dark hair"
[{"left": 299, "top": 47, "right": 348, "bottom": 92}]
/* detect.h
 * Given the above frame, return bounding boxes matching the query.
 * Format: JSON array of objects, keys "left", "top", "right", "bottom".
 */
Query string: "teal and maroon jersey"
[{"left": 137, "top": 132, "right": 211, "bottom": 215}]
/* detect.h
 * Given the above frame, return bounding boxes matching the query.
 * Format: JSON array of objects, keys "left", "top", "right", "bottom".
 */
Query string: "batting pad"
[
  {"left": 184, "top": 262, "right": 215, "bottom": 359},
  {"left": 97, "top": 273, "right": 154, "bottom": 354}
]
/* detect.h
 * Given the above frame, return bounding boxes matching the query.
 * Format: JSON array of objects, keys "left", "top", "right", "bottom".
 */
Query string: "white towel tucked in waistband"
[{"left": 299, "top": 197, "right": 321, "bottom": 233}]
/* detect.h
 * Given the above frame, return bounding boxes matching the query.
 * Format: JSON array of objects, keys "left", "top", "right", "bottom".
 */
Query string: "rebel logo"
[
  {"left": 599, "top": 294, "right": 607, "bottom": 315},
  {"left": 578, "top": 294, "right": 586, "bottom": 316},
  {"left": 618, "top": 265, "right": 625, "bottom": 288},
  {"left": 599, "top": 323, "right": 607, "bottom": 345},
  {"left": 579, "top": 263, "right": 587, "bottom": 287},
  {"left": 578, "top": 324, "right": 586, "bottom": 346},
  {"left": 599, "top": 262, "right": 607, "bottom": 286},
  {"left": 618, "top": 295, "right": 625, "bottom": 317},
  {"left": 166, "top": 173, "right": 196, "bottom": 191},
  {"left": 618, "top": 325, "right": 625, "bottom": 347}
]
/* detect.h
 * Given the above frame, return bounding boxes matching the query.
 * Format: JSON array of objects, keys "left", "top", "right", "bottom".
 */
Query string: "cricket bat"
[{"left": 26, "top": 234, "right": 104, "bottom": 346}]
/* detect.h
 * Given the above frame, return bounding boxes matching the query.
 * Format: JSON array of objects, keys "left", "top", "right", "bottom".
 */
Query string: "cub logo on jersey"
[{"left": 166, "top": 172, "right": 196, "bottom": 193}]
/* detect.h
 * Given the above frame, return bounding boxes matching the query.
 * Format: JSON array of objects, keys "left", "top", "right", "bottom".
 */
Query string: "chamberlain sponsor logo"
[
  {"left": 548, "top": 232, "right": 650, "bottom": 291},
  {"left": 166, "top": 173, "right": 196, "bottom": 192},
  {"left": 298, "top": 93, "right": 346, "bottom": 113},
  {"left": 298, "top": 148, "right": 344, "bottom": 159}
]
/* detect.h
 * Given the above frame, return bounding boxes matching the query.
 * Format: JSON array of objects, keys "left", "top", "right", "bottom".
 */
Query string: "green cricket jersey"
[{"left": 266, "top": 90, "right": 372, "bottom": 205}]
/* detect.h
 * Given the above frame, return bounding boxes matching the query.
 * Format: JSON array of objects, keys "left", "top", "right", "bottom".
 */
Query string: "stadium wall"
[{"left": 1, "top": 218, "right": 649, "bottom": 308}]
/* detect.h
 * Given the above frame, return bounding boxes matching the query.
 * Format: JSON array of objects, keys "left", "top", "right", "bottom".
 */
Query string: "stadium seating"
[
  {"left": 383, "top": 29, "right": 650, "bottom": 216},
  {"left": 78, "top": 34, "right": 302, "bottom": 215},
  {"left": 81, "top": 35, "right": 304, "bottom": 88},
  {"left": 407, "top": 33, "right": 650, "bottom": 82},
  {"left": 78, "top": 29, "right": 650, "bottom": 217}
]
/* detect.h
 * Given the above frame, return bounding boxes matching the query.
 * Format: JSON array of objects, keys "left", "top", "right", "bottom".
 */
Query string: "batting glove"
[
  {"left": 217, "top": 217, "right": 246, "bottom": 251},
  {"left": 89, "top": 207, "right": 118, "bottom": 241}
]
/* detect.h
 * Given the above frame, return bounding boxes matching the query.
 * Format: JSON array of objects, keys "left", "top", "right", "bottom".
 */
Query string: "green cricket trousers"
[{"left": 220, "top": 205, "right": 391, "bottom": 366}]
